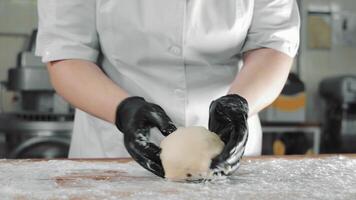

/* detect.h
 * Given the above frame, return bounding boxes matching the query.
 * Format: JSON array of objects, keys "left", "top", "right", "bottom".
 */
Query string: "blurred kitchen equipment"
[
  {"left": 260, "top": 73, "right": 320, "bottom": 155},
  {"left": 0, "top": 30, "right": 73, "bottom": 159},
  {"left": 260, "top": 73, "right": 306, "bottom": 123},
  {"left": 262, "top": 123, "right": 321, "bottom": 155},
  {"left": 262, "top": 132, "right": 314, "bottom": 155},
  {"left": 7, "top": 30, "right": 71, "bottom": 113},
  {"left": 320, "top": 75, "right": 356, "bottom": 153}
]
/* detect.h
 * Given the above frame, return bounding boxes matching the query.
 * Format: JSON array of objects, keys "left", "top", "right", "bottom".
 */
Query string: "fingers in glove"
[
  {"left": 212, "top": 160, "right": 242, "bottom": 176},
  {"left": 129, "top": 129, "right": 163, "bottom": 163},
  {"left": 147, "top": 104, "right": 177, "bottom": 136},
  {"left": 208, "top": 125, "right": 232, "bottom": 169},
  {"left": 228, "top": 127, "right": 248, "bottom": 156},
  {"left": 210, "top": 125, "right": 233, "bottom": 144},
  {"left": 209, "top": 103, "right": 232, "bottom": 134},
  {"left": 127, "top": 146, "right": 165, "bottom": 177},
  {"left": 210, "top": 126, "right": 248, "bottom": 171},
  {"left": 209, "top": 102, "right": 226, "bottom": 124},
  {"left": 124, "top": 134, "right": 165, "bottom": 178}
]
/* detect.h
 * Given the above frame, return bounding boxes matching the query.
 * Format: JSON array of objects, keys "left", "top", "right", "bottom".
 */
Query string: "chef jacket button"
[{"left": 169, "top": 46, "right": 182, "bottom": 56}]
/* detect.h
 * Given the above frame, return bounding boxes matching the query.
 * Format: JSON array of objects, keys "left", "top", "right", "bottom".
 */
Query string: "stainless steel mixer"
[{"left": 0, "top": 30, "right": 73, "bottom": 159}]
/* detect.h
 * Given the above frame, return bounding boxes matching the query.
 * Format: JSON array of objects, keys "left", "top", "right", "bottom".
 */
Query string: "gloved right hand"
[
  {"left": 115, "top": 96, "right": 177, "bottom": 178},
  {"left": 208, "top": 94, "right": 249, "bottom": 176}
]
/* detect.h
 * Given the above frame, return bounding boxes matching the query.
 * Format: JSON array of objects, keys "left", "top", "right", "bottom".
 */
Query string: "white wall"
[
  {"left": 0, "top": 0, "right": 37, "bottom": 111},
  {"left": 300, "top": 0, "right": 356, "bottom": 122}
]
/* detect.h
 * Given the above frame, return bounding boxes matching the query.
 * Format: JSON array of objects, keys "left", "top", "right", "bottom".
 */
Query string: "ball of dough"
[{"left": 160, "top": 126, "right": 224, "bottom": 181}]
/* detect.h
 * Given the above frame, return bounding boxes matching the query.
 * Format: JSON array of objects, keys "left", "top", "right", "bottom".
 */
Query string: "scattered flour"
[{"left": 0, "top": 156, "right": 355, "bottom": 200}]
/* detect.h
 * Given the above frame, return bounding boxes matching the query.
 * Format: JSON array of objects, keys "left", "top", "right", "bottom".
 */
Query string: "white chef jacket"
[{"left": 36, "top": 0, "right": 300, "bottom": 158}]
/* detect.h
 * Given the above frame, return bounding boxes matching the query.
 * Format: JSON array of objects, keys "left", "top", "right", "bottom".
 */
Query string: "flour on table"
[{"left": 0, "top": 156, "right": 356, "bottom": 200}]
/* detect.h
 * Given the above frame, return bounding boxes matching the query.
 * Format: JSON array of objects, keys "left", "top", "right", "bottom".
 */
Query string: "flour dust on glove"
[
  {"left": 208, "top": 94, "right": 249, "bottom": 176},
  {"left": 115, "top": 96, "right": 177, "bottom": 178}
]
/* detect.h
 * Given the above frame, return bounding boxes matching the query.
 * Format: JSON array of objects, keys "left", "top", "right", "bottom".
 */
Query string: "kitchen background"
[{"left": 0, "top": 0, "right": 355, "bottom": 158}]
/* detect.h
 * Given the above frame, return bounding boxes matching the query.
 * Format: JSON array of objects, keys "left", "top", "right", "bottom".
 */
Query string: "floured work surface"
[{"left": 0, "top": 155, "right": 355, "bottom": 200}]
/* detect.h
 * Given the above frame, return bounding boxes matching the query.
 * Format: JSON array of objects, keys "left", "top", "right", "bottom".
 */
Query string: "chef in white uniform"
[{"left": 36, "top": 0, "right": 300, "bottom": 177}]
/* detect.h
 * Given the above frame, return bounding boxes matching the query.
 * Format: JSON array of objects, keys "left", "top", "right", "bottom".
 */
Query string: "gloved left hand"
[
  {"left": 115, "top": 96, "right": 177, "bottom": 178},
  {"left": 208, "top": 94, "right": 249, "bottom": 176}
]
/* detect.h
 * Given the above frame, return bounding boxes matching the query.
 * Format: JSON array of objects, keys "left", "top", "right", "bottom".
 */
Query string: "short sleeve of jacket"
[
  {"left": 35, "top": 0, "right": 99, "bottom": 63},
  {"left": 241, "top": 0, "right": 300, "bottom": 57}
]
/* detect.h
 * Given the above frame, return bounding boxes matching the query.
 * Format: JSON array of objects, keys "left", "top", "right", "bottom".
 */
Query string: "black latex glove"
[
  {"left": 208, "top": 94, "right": 249, "bottom": 176},
  {"left": 115, "top": 96, "right": 177, "bottom": 178}
]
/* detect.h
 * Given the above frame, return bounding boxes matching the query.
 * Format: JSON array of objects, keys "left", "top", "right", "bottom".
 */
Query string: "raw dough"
[{"left": 160, "top": 126, "right": 224, "bottom": 181}]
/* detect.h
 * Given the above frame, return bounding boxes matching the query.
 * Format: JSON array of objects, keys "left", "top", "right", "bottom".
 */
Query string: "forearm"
[
  {"left": 47, "top": 59, "right": 129, "bottom": 123},
  {"left": 229, "top": 48, "right": 294, "bottom": 116}
]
